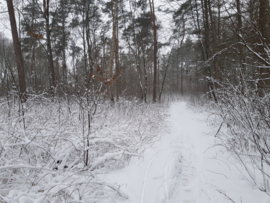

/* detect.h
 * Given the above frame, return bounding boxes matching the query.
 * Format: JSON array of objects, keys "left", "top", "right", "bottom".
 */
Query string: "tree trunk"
[
  {"left": 203, "top": 0, "right": 217, "bottom": 102},
  {"left": 86, "top": 3, "right": 94, "bottom": 76},
  {"left": 44, "top": 0, "right": 56, "bottom": 97},
  {"left": 82, "top": 2, "right": 88, "bottom": 87},
  {"left": 114, "top": 0, "right": 120, "bottom": 101},
  {"left": 7, "top": 0, "right": 27, "bottom": 102},
  {"left": 159, "top": 45, "right": 174, "bottom": 102},
  {"left": 61, "top": 0, "right": 68, "bottom": 89},
  {"left": 142, "top": 48, "right": 148, "bottom": 102},
  {"left": 257, "top": 0, "right": 269, "bottom": 96},
  {"left": 128, "top": 0, "right": 144, "bottom": 101},
  {"left": 149, "top": 0, "right": 157, "bottom": 102},
  {"left": 177, "top": 41, "right": 180, "bottom": 92},
  {"left": 180, "top": 19, "right": 185, "bottom": 96},
  {"left": 207, "top": 0, "right": 217, "bottom": 53},
  {"left": 236, "top": 0, "right": 246, "bottom": 94},
  {"left": 30, "top": 37, "right": 37, "bottom": 92},
  {"left": 108, "top": 0, "right": 117, "bottom": 103},
  {"left": 137, "top": 51, "right": 144, "bottom": 101}
]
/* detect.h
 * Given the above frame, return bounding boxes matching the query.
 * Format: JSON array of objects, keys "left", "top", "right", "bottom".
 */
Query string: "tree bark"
[
  {"left": 82, "top": 0, "right": 88, "bottom": 87},
  {"left": 44, "top": 0, "right": 56, "bottom": 97},
  {"left": 7, "top": 0, "right": 27, "bottom": 102},
  {"left": 86, "top": 3, "right": 94, "bottom": 76},
  {"left": 114, "top": 0, "right": 120, "bottom": 101},
  {"left": 108, "top": 0, "right": 117, "bottom": 102},
  {"left": 127, "top": 0, "right": 144, "bottom": 101},
  {"left": 142, "top": 48, "right": 148, "bottom": 102},
  {"left": 236, "top": 0, "right": 246, "bottom": 94},
  {"left": 207, "top": 0, "right": 217, "bottom": 53},
  {"left": 60, "top": 0, "right": 68, "bottom": 89},
  {"left": 258, "top": 0, "right": 269, "bottom": 96},
  {"left": 149, "top": 0, "right": 157, "bottom": 102},
  {"left": 203, "top": 0, "right": 217, "bottom": 102},
  {"left": 180, "top": 19, "right": 185, "bottom": 96}
]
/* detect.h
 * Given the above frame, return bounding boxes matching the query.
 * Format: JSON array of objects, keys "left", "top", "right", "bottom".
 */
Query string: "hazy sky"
[{"left": 0, "top": 1, "right": 12, "bottom": 39}]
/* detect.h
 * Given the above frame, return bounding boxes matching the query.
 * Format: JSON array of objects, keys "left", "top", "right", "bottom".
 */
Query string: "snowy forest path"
[
  {"left": 99, "top": 102, "right": 267, "bottom": 203},
  {"left": 138, "top": 102, "right": 214, "bottom": 203},
  {"left": 167, "top": 102, "right": 214, "bottom": 203},
  {"left": 166, "top": 103, "right": 213, "bottom": 203},
  {"left": 100, "top": 102, "right": 214, "bottom": 203}
]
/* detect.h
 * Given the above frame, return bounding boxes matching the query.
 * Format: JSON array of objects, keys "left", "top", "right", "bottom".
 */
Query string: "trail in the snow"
[
  {"left": 140, "top": 149, "right": 165, "bottom": 203},
  {"left": 99, "top": 102, "right": 269, "bottom": 203},
  {"left": 100, "top": 102, "right": 208, "bottom": 203},
  {"left": 168, "top": 103, "right": 213, "bottom": 203}
]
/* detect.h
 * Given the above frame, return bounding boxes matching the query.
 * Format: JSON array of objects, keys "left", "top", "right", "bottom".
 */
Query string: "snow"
[
  {"left": 98, "top": 102, "right": 269, "bottom": 203},
  {"left": 1, "top": 100, "right": 269, "bottom": 202},
  {"left": 0, "top": 98, "right": 168, "bottom": 203}
]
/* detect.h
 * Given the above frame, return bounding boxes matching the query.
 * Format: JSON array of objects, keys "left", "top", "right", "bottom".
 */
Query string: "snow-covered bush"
[
  {"left": 0, "top": 95, "right": 168, "bottom": 202},
  {"left": 213, "top": 87, "right": 270, "bottom": 195}
]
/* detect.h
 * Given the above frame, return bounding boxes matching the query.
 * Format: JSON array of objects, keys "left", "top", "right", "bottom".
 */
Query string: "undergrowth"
[{"left": 0, "top": 95, "right": 169, "bottom": 202}]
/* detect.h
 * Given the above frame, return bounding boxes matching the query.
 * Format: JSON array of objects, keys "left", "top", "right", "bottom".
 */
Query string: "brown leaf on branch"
[
  {"left": 89, "top": 68, "right": 120, "bottom": 85},
  {"left": 27, "top": 30, "right": 44, "bottom": 40},
  {"left": 97, "top": 66, "right": 101, "bottom": 73}
]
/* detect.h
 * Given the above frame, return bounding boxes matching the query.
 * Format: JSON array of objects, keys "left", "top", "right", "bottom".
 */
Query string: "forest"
[{"left": 0, "top": 0, "right": 270, "bottom": 202}]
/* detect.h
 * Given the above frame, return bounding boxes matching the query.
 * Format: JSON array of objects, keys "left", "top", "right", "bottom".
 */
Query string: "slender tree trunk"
[
  {"left": 62, "top": 48, "right": 67, "bottom": 91},
  {"left": 30, "top": 38, "right": 36, "bottom": 92},
  {"left": 62, "top": 49, "right": 67, "bottom": 88},
  {"left": 203, "top": 0, "right": 217, "bottom": 102},
  {"left": 180, "top": 19, "right": 185, "bottom": 96},
  {"left": 142, "top": 48, "right": 148, "bottom": 102},
  {"left": 203, "top": 0, "right": 210, "bottom": 59},
  {"left": 114, "top": 0, "right": 120, "bottom": 101},
  {"left": 44, "top": 0, "right": 56, "bottom": 97},
  {"left": 195, "top": 0, "right": 206, "bottom": 61},
  {"left": 108, "top": 0, "right": 117, "bottom": 103},
  {"left": 136, "top": 46, "right": 144, "bottom": 101},
  {"left": 149, "top": 0, "right": 157, "bottom": 102},
  {"left": 82, "top": 0, "right": 88, "bottom": 87},
  {"left": 159, "top": 45, "right": 174, "bottom": 101},
  {"left": 177, "top": 40, "right": 180, "bottom": 92},
  {"left": 148, "top": 58, "right": 152, "bottom": 97},
  {"left": 207, "top": 0, "right": 217, "bottom": 52},
  {"left": 127, "top": 0, "right": 144, "bottom": 100},
  {"left": 86, "top": 4, "right": 94, "bottom": 76},
  {"left": 217, "top": 0, "right": 221, "bottom": 41},
  {"left": 61, "top": 0, "right": 68, "bottom": 89},
  {"left": 236, "top": 0, "right": 246, "bottom": 94},
  {"left": 258, "top": 0, "right": 269, "bottom": 96},
  {"left": 7, "top": 0, "right": 27, "bottom": 102},
  {"left": 29, "top": 10, "right": 34, "bottom": 90}
]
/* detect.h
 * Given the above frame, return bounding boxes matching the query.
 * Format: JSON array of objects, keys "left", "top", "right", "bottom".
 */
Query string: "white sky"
[{"left": 0, "top": 1, "right": 12, "bottom": 39}]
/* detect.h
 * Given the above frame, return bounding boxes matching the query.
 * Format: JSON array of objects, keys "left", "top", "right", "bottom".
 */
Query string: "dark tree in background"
[
  {"left": 1, "top": 0, "right": 270, "bottom": 102},
  {"left": 43, "top": 0, "right": 56, "bottom": 97},
  {"left": 6, "top": 0, "right": 27, "bottom": 102},
  {"left": 258, "top": 0, "right": 270, "bottom": 96},
  {"left": 148, "top": 0, "right": 158, "bottom": 102}
]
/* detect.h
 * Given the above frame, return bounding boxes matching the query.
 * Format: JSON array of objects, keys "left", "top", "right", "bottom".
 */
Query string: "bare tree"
[
  {"left": 6, "top": 0, "right": 27, "bottom": 102},
  {"left": 257, "top": 0, "right": 270, "bottom": 96},
  {"left": 43, "top": 0, "right": 56, "bottom": 97},
  {"left": 203, "top": 0, "right": 217, "bottom": 102},
  {"left": 180, "top": 19, "right": 185, "bottom": 96},
  {"left": 149, "top": 0, "right": 157, "bottom": 102}
]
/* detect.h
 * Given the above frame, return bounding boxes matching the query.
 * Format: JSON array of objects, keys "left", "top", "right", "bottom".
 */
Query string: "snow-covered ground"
[
  {"left": 99, "top": 102, "right": 270, "bottom": 203},
  {"left": 1, "top": 101, "right": 269, "bottom": 203}
]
